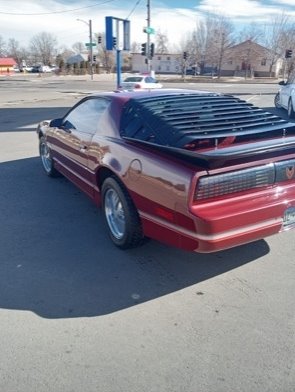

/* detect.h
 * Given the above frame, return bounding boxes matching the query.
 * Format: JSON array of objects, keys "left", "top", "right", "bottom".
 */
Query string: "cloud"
[
  {"left": 0, "top": 0, "right": 294, "bottom": 50},
  {"left": 197, "top": 0, "right": 295, "bottom": 21},
  {"left": 0, "top": 1, "right": 198, "bottom": 50}
]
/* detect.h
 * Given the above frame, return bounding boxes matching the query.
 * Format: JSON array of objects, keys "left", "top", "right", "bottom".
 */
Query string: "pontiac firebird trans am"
[{"left": 37, "top": 89, "right": 295, "bottom": 253}]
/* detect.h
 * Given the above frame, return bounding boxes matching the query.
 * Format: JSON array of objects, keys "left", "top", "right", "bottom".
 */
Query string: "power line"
[
  {"left": 126, "top": 0, "right": 142, "bottom": 20},
  {"left": 0, "top": 0, "right": 117, "bottom": 16}
]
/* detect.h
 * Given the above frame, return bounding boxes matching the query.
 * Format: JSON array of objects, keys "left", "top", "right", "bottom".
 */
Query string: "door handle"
[{"left": 79, "top": 145, "right": 88, "bottom": 152}]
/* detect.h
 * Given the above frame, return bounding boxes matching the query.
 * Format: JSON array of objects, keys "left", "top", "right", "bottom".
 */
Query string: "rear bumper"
[{"left": 141, "top": 184, "right": 295, "bottom": 253}]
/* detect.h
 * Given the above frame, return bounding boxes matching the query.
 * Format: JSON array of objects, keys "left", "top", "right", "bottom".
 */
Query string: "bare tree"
[
  {"left": 95, "top": 32, "right": 115, "bottom": 73},
  {"left": 209, "top": 17, "right": 235, "bottom": 78},
  {"left": 155, "top": 30, "right": 169, "bottom": 54},
  {"left": 6, "top": 38, "right": 23, "bottom": 66},
  {"left": 0, "top": 35, "right": 6, "bottom": 56},
  {"left": 30, "top": 32, "right": 58, "bottom": 65},
  {"left": 187, "top": 14, "right": 234, "bottom": 77},
  {"left": 262, "top": 13, "right": 295, "bottom": 77},
  {"left": 72, "top": 42, "right": 85, "bottom": 54},
  {"left": 237, "top": 23, "right": 263, "bottom": 43},
  {"left": 130, "top": 41, "right": 141, "bottom": 53},
  {"left": 280, "top": 26, "right": 295, "bottom": 80}
]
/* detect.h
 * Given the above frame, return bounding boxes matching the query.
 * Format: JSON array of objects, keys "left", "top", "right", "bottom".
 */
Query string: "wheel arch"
[
  {"left": 38, "top": 130, "right": 44, "bottom": 138},
  {"left": 96, "top": 166, "right": 124, "bottom": 191},
  {"left": 96, "top": 166, "right": 139, "bottom": 211}
]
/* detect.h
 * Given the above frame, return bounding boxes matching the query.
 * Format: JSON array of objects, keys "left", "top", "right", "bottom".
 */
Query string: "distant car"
[
  {"left": 120, "top": 75, "right": 163, "bottom": 90},
  {"left": 185, "top": 69, "right": 200, "bottom": 76},
  {"left": 36, "top": 89, "right": 295, "bottom": 253},
  {"left": 274, "top": 78, "right": 295, "bottom": 118},
  {"left": 30, "top": 65, "right": 53, "bottom": 73},
  {"left": 41, "top": 65, "right": 53, "bottom": 73},
  {"left": 24, "top": 66, "right": 33, "bottom": 72},
  {"left": 31, "top": 66, "right": 41, "bottom": 73}
]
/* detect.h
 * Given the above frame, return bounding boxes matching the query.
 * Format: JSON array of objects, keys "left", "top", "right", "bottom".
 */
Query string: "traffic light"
[
  {"left": 285, "top": 49, "right": 293, "bottom": 58},
  {"left": 150, "top": 43, "right": 155, "bottom": 58},
  {"left": 183, "top": 51, "right": 187, "bottom": 60},
  {"left": 93, "top": 55, "right": 96, "bottom": 62},
  {"left": 112, "top": 37, "right": 117, "bottom": 48},
  {"left": 98, "top": 36, "right": 102, "bottom": 44},
  {"left": 141, "top": 42, "right": 147, "bottom": 56}
]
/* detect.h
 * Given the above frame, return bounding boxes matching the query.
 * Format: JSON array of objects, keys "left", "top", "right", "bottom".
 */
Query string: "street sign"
[
  {"left": 143, "top": 27, "right": 155, "bottom": 34},
  {"left": 85, "top": 43, "right": 96, "bottom": 47},
  {"left": 105, "top": 16, "right": 130, "bottom": 51}
]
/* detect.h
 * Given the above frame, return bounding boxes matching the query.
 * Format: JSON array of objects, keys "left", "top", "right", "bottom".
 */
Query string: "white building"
[
  {"left": 131, "top": 40, "right": 283, "bottom": 77},
  {"left": 131, "top": 53, "right": 182, "bottom": 74}
]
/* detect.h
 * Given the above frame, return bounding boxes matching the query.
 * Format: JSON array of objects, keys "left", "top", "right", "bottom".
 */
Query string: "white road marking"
[
  {"left": 246, "top": 95, "right": 259, "bottom": 102},
  {"left": 18, "top": 123, "right": 39, "bottom": 129}
]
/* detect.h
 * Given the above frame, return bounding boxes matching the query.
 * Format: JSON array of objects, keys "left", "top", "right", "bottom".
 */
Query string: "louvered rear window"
[{"left": 120, "top": 93, "right": 295, "bottom": 149}]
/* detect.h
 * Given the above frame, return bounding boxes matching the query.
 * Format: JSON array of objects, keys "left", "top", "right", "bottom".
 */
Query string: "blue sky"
[{"left": 0, "top": 0, "right": 294, "bottom": 50}]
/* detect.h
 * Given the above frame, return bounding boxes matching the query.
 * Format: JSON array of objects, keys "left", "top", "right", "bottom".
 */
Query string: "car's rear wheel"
[
  {"left": 102, "top": 177, "right": 144, "bottom": 249},
  {"left": 288, "top": 99, "right": 295, "bottom": 119},
  {"left": 274, "top": 92, "right": 281, "bottom": 108},
  {"left": 39, "top": 136, "right": 59, "bottom": 177}
]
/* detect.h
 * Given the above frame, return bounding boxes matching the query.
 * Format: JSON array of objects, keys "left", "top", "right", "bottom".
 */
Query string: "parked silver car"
[{"left": 274, "top": 78, "right": 295, "bottom": 118}]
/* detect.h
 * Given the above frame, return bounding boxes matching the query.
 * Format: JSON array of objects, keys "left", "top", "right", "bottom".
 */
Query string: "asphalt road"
[{"left": 0, "top": 76, "right": 294, "bottom": 392}]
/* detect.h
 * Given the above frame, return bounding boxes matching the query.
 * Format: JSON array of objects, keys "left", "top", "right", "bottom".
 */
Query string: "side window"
[
  {"left": 145, "top": 77, "right": 155, "bottom": 83},
  {"left": 63, "top": 98, "right": 109, "bottom": 135}
]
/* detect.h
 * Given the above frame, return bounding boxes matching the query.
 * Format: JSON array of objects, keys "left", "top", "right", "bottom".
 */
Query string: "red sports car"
[{"left": 37, "top": 89, "right": 295, "bottom": 252}]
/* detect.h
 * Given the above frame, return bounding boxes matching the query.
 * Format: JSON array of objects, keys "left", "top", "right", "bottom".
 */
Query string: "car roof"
[{"left": 90, "top": 88, "right": 215, "bottom": 101}]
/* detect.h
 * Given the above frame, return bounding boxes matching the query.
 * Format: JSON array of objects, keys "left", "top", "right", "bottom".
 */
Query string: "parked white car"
[
  {"left": 274, "top": 78, "right": 295, "bottom": 118},
  {"left": 120, "top": 75, "right": 163, "bottom": 90}
]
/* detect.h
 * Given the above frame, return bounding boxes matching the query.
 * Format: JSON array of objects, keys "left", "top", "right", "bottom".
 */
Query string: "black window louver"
[{"left": 120, "top": 93, "right": 295, "bottom": 148}]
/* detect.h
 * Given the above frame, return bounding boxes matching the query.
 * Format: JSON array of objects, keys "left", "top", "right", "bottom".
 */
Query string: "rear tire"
[
  {"left": 288, "top": 99, "right": 295, "bottom": 119},
  {"left": 102, "top": 177, "right": 144, "bottom": 249}
]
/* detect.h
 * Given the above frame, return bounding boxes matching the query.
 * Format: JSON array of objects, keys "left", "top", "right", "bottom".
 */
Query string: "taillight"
[
  {"left": 134, "top": 84, "right": 141, "bottom": 89},
  {"left": 194, "top": 163, "right": 275, "bottom": 201}
]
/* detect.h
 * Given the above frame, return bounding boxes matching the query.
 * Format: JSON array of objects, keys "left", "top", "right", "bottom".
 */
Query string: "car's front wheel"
[
  {"left": 274, "top": 92, "right": 281, "bottom": 108},
  {"left": 288, "top": 99, "right": 295, "bottom": 119},
  {"left": 102, "top": 177, "right": 144, "bottom": 249},
  {"left": 39, "top": 136, "right": 59, "bottom": 177}
]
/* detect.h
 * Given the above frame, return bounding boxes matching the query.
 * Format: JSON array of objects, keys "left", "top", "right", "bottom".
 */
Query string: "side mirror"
[
  {"left": 49, "top": 118, "right": 63, "bottom": 128},
  {"left": 278, "top": 81, "right": 287, "bottom": 86}
]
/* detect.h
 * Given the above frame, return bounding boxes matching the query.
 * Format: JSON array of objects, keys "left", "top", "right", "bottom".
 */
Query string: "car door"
[
  {"left": 51, "top": 97, "right": 110, "bottom": 197},
  {"left": 144, "top": 76, "right": 157, "bottom": 88}
]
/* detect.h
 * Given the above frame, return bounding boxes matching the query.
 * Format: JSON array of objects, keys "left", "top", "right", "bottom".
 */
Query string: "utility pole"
[
  {"left": 89, "top": 19, "right": 93, "bottom": 81},
  {"left": 77, "top": 18, "right": 94, "bottom": 80},
  {"left": 146, "top": 0, "right": 151, "bottom": 73}
]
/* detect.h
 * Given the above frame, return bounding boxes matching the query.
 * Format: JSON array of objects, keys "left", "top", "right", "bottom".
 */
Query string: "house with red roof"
[{"left": 0, "top": 57, "right": 17, "bottom": 74}]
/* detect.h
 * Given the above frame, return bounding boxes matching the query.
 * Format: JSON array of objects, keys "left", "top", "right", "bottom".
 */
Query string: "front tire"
[
  {"left": 39, "top": 136, "right": 59, "bottom": 177},
  {"left": 288, "top": 99, "right": 295, "bottom": 119},
  {"left": 274, "top": 92, "right": 281, "bottom": 109},
  {"left": 102, "top": 176, "right": 144, "bottom": 249}
]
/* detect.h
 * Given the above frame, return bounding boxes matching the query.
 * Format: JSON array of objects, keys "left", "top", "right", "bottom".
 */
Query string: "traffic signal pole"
[{"left": 284, "top": 49, "right": 293, "bottom": 81}]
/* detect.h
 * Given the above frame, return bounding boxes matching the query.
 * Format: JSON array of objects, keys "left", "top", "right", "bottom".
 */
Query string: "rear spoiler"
[{"left": 123, "top": 136, "right": 295, "bottom": 170}]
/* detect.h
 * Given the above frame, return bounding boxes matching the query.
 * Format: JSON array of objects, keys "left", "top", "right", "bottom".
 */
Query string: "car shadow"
[
  {"left": 0, "top": 107, "right": 71, "bottom": 133},
  {"left": 0, "top": 157, "right": 270, "bottom": 319},
  {"left": 265, "top": 106, "right": 295, "bottom": 123}
]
